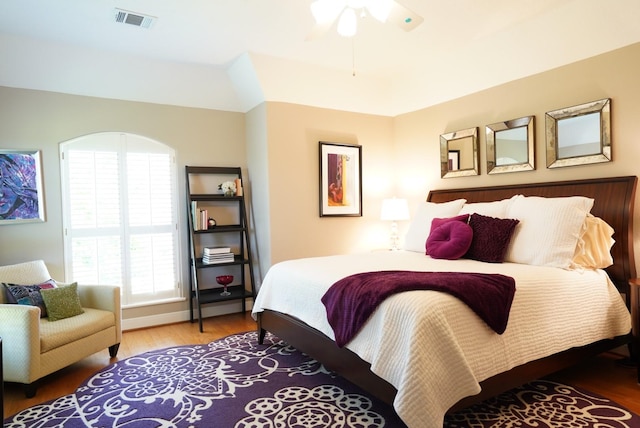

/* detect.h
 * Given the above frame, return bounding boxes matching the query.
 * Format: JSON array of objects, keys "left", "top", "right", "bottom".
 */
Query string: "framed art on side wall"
[
  {"left": 319, "top": 142, "right": 362, "bottom": 217},
  {"left": 0, "top": 149, "right": 46, "bottom": 224}
]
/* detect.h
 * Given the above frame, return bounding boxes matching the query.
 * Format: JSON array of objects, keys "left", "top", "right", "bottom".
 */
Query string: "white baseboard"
[{"left": 122, "top": 300, "right": 253, "bottom": 331}]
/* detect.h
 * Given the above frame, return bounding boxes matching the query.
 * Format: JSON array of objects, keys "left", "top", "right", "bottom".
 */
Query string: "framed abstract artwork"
[
  {"left": 319, "top": 142, "right": 362, "bottom": 217},
  {"left": 0, "top": 149, "right": 45, "bottom": 224}
]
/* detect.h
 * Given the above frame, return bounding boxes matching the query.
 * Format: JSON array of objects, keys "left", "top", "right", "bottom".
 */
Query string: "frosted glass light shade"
[
  {"left": 337, "top": 7, "right": 357, "bottom": 37},
  {"left": 310, "top": 0, "right": 393, "bottom": 37}
]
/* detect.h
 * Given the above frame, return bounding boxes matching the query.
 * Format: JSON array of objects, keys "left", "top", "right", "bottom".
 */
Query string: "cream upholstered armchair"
[{"left": 0, "top": 260, "right": 121, "bottom": 397}]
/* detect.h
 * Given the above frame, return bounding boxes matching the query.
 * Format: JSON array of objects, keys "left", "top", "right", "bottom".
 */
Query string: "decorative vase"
[{"left": 224, "top": 190, "right": 235, "bottom": 197}]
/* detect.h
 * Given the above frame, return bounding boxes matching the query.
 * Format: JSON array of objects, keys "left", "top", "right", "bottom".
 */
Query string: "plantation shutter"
[{"left": 60, "top": 132, "right": 182, "bottom": 306}]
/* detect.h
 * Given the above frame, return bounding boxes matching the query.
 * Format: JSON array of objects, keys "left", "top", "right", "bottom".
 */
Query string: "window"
[{"left": 60, "top": 132, "right": 182, "bottom": 306}]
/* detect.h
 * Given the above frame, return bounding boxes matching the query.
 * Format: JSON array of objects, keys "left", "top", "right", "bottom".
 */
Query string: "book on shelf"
[
  {"left": 200, "top": 209, "right": 208, "bottom": 231},
  {"left": 203, "top": 252, "right": 234, "bottom": 260},
  {"left": 203, "top": 246, "right": 231, "bottom": 255},
  {"left": 202, "top": 253, "right": 234, "bottom": 264},
  {"left": 191, "top": 201, "right": 199, "bottom": 230},
  {"left": 191, "top": 201, "right": 216, "bottom": 231}
]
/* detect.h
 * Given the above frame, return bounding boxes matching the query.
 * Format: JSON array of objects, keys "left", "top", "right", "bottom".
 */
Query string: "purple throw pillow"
[
  {"left": 465, "top": 213, "right": 520, "bottom": 263},
  {"left": 3, "top": 279, "right": 57, "bottom": 318},
  {"left": 425, "top": 214, "right": 470, "bottom": 254},
  {"left": 426, "top": 220, "right": 474, "bottom": 260}
]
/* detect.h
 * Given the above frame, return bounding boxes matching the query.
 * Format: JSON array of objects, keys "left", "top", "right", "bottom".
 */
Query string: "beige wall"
[
  {"left": 394, "top": 42, "right": 640, "bottom": 271},
  {"left": 0, "top": 87, "right": 245, "bottom": 324},
  {"left": 259, "top": 102, "right": 395, "bottom": 265},
  {"left": 2, "top": 41, "right": 640, "bottom": 327},
  {"left": 245, "top": 104, "right": 271, "bottom": 283}
]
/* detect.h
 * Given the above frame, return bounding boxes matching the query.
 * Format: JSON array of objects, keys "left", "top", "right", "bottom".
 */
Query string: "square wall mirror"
[
  {"left": 440, "top": 127, "right": 479, "bottom": 178},
  {"left": 486, "top": 116, "right": 535, "bottom": 174},
  {"left": 440, "top": 128, "right": 479, "bottom": 178},
  {"left": 545, "top": 98, "right": 611, "bottom": 168}
]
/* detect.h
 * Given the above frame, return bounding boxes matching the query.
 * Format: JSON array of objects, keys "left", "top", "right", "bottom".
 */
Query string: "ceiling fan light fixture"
[
  {"left": 347, "top": 0, "right": 366, "bottom": 9},
  {"left": 311, "top": 0, "right": 346, "bottom": 24},
  {"left": 364, "top": 0, "right": 394, "bottom": 22},
  {"left": 337, "top": 7, "right": 357, "bottom": 37}
]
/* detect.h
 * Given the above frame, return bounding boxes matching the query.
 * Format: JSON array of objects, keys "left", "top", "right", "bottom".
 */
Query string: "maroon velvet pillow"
[
  {"left": 465, "top": 213, "right": 520, "bottom": 263},
  {"left": 426, "top": 220, "right": 473, "bottom": 260},
  {"left": 425, "top": 214, "right": 470, "bottom": 255}
]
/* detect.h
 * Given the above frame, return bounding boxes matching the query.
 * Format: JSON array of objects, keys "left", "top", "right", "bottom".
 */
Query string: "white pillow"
[
  {"left": 571, "top": 214, "right": 615, "bottom": 269},
  {"left": 402, "top": 199, "right": 466, "bottom": 253},
  {"left": 505, "top": 195, "right": 594, "bottom": 268},
  {"left": 459, "top": 195, "right": 522, "bottom": 218}
]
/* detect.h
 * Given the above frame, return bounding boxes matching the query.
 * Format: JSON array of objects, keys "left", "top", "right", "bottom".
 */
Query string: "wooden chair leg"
[
  {"left": 109, "top": 343, "right": 120, "bottom": 358},
  {"left": 23, "top": 383, "right": 36, "bottom": 398}
]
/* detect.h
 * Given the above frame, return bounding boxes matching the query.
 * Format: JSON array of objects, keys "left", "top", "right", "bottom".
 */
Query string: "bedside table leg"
[
  {"left": 630, "top": 280, "right": 640, "bottom": 384},
  {"left": 1, "top": 337, "right": 3, "bottom": 422}
]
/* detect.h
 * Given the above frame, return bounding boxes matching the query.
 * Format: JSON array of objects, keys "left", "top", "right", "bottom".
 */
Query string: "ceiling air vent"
[{"left": 114, "top": 8, "right": 156, "bottom": 29}]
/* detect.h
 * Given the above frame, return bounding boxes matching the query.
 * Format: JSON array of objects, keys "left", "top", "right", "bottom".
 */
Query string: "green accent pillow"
[{"left": 40, "top": 282, "right": 84, "bottom": 321}]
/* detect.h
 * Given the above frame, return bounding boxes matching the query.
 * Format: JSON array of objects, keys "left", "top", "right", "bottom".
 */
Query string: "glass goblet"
[{"left": 216, "top": 275, "right": 234, "bottom": 296}]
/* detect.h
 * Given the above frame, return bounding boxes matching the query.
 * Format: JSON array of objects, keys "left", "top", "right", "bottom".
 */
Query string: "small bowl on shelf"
[
  {"left": 216, "top": 275, "right": 234, "bottom": 286},
  {"left": 216, "top": 275, "right": 234, "bottom": 296}
]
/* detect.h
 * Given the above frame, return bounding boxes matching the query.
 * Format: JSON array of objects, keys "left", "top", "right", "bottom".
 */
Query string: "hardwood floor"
[
  {"left": 3, "top": 312, "right": 640, "bottom": 421},
  {"left": 3, "top": 312, "right": 257, "bottom": 419}
]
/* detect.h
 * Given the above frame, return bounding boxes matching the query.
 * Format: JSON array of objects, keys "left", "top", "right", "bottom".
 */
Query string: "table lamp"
[{"left": 380, "top": 198, "right": 410, "bottom": 251}]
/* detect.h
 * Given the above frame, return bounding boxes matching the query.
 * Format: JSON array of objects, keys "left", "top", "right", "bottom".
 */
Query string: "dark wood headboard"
[{"left": 427, "top": 176, "right": 637, "bottom": 294}]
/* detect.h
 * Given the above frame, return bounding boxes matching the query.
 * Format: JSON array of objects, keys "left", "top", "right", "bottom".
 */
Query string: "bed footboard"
[
  {"left": 258, "top": 309, "right": 632, "bottom": 412},
  {"left": 257, "top": 310, "right": 397, "bottom": 404}
]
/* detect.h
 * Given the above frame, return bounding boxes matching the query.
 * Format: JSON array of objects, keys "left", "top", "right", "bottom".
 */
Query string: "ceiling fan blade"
[
  {"left": 387, "top": 1, "right": 423, "bottom": 32},
  {"left": 306, "top": 21, "right": 334, "bottom": 41},
  {"left": 307, "top": 0, "right": 346, "bottom": 41}
]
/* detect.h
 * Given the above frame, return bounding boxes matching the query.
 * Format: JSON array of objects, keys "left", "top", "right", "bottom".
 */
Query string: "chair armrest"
[
  {"left": 77, "top": 285, "right": 120, "bottom": 311},
  {"left": 0, "top": 304, "right": 41, "bottom": 380},
  {"left": 77, "top": 285, "right": 122, "bottom": 342}
]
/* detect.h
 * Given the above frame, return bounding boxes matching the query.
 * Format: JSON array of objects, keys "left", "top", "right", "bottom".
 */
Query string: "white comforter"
[{"left": 251, "top": 251, "right": 631, "bottom": 427}]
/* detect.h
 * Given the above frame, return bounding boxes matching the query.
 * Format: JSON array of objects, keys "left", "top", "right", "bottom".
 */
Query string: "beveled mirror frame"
[
  {"left": 545, "top": 98, "right": 611, "bottom": 169},
  {"left": 440, "top": 127, "right": 479, "bottom": 178},
  {"left": 486, "top": 115, "right": 535, "bottom": 175}
]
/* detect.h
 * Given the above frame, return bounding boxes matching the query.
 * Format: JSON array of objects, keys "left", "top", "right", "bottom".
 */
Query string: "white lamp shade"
[{"left": 380, "top": 198, "right": 410, "bottom": 221}]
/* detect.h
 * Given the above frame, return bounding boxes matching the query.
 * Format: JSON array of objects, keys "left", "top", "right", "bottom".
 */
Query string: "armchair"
[{"left": 0, "top": 260, "right": 121, "bottom": 397}]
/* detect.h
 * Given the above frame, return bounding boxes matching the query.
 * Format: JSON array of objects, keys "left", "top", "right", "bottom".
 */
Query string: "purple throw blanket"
[{"left": 321, "top": 270, "right": 516, "bottom": 347}]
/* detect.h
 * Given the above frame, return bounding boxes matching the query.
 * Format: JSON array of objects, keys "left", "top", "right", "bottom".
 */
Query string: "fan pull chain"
[{"left": 352, "top": 37, "right": 356, "bottom": 77}]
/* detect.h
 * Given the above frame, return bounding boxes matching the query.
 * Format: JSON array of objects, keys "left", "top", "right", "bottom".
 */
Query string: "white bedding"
[{"left": 251, "top": 251, "right": 631, "bottom": 427}]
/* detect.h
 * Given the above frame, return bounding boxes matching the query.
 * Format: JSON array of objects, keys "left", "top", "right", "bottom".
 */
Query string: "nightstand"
[
  {"left": 1, "top": 337, "right": 3, "bottom": 422},
  {"left": 627, "top": 279, "right": 640, "bottom": 383}
]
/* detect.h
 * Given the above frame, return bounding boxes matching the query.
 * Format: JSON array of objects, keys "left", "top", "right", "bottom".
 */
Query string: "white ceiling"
[{"left": 1, "top": 0, "right": 640, "bottom": 116}]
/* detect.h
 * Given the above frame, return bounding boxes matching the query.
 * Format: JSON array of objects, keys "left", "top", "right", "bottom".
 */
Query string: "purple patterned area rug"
[{"left": 4, "top": 331, "right": 640, "bottom": 428}]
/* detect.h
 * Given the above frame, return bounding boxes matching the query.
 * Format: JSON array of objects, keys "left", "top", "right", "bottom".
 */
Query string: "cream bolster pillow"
[
  {"left": 571, "top": 214, "right": 615, "bottom": 269},
  {"left": 504, "top": 195, "right": 594, "bottom": 269},
  {"left": 402, "top": 199, "right": 466, "bottom": 253}
]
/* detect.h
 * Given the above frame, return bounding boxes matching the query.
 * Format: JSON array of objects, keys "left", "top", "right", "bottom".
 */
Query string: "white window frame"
[{"left": 60, "top": 132, "right": 182, "bottom": 307}]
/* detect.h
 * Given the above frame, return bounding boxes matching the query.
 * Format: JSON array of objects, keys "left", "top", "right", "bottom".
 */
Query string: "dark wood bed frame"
[{"left": 257, "top": 175, "right": 639, "bottom": 413}]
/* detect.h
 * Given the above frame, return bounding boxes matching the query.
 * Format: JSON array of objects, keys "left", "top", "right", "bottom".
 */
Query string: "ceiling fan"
[{"left": 308, "top": 0, "right": 424, "bottom": 39}]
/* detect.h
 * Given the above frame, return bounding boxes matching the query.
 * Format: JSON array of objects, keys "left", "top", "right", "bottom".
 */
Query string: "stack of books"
[
  {"left": 191, "top": 202, "right": 213, "bottom": 231},
  {"left": 202, "top": 246, "right": 234, "bottom": 264}
]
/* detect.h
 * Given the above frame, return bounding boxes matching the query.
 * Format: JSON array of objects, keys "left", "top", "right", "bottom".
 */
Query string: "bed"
[{"left": 252, "top": 176, "right": 639, "bottom": 427}]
